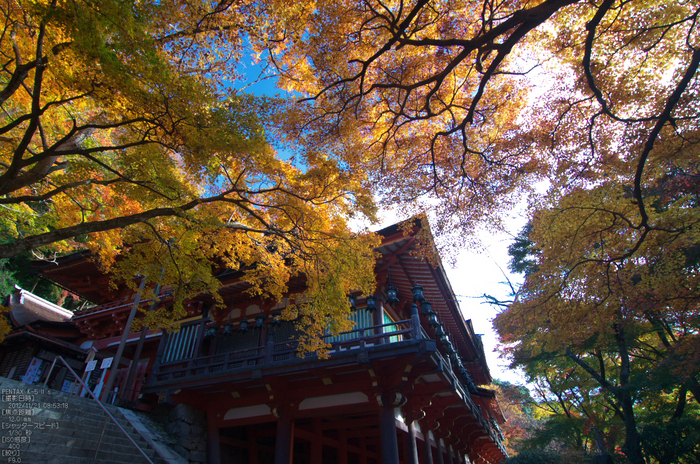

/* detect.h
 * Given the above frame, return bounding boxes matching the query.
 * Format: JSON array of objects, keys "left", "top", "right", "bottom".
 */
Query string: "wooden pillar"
[
  {"left": 339, "top": 427, "right": 349, "bottom": 464},
  {"left": 405, "top": 419, "right": 420, "bottom": 464},
  {"left": 455, "top": 446, "right": 464, "bottom": 464},
  {"left": 264, "top": 337, "right": 275, "bottom": 365},
  {"left": 435, "top": 438, "right": 445, "bottom": 464},
  {"left": 421, "top": 430, "right": 434, "bottom": 464},
  {"left": 154, "top": 331, "right": 169, "bottom": 370},
  {"left": 373, "top": 301, "right": 385, "bottom": 344},
  {"left": 206, "top": 410, "right": 221, "bottom": 464},
  {"left": 274, "top": 407, "right": 295, "bottom": 464},
  {"left": 445, "top": 443, "right": 454, "bottom": 464},
  {"left": 410, "top": 302, "right": 422, "bottom": 339},
  {"left": 101, "top": 276, "right": 146, "bottom": 402},
  {"left": 259, "top": 324, "right": 269, "bottom": 347},
  {"left": 379, "top": 400, "right": 400, "bottom": 464},
  {"left": 311, "top": 418, "right": 323, "bottom": 463},
  {"left": 247, "top": 426, "right": 260, "bottom": 464},
  {"left": 457, "top": 451, "right": 465, "bottom": 464},
  {"left": 359, "top": 436, "right": 368, "bottom": 464}
]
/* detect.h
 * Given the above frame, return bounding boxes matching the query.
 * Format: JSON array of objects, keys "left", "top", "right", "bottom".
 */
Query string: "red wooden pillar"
[
  {"left": 359, "top": 436, "right": 369, "bottom": 464},
  {"left": 248, "top": 426, "right": 260, "bottom": 464},
  {"left": 379, "top": 394, "right": 400, "bottom": 464},
  {"left": 445, "top": 443, "right": 454, "bottom": 464},
  {"left": 405, "top": 401, "right": 428, "bottom": 464},
  {"left": 206, "top": 410, "right": 221, "bottom": 464},
  {"left": 435, "top": 437, "right": 445, "bottom": 464},
  {"left": 274, "top": 406, "right": 295, "bottom": 464},
  {"left": 311, "top": 418, "right": 323, "bottom": 463},
  {"left": 339, "top": 427, "right": 349, "bottom": 464},
  {"left": 421, "top": 429, "right": 434, "bottom": 464},
  {"left": 405, "top": 419, "right": 420, "bottom": 464}
]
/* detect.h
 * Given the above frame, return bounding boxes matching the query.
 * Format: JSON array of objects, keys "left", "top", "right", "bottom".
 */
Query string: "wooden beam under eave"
[
  {"left": 319, "top": 415, "right": 378, "bottom": 431},
  {"left": 376, "top": 236, "right": 417, "bottom": 276},
  {"left": 294, "top": 428, "right": 380, "bottom": 460}
]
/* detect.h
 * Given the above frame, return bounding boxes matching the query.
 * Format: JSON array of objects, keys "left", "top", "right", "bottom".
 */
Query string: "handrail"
[
  {"left": 43, "top": 356, "right": 155, "bottom": 464},
  {"left": 156, "top": 318, "right": 416, "bottom": 372},
  {"left": 152, "top": 318, "right": 423, "bottom": 385}
]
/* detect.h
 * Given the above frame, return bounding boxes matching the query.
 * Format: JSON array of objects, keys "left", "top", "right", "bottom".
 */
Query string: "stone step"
[
  {"left": 16, "top": 428, "right": 158, "bottom": 457},
  {"left": 33, "top": 408, "right": 142, "bottom": 433},
  {"left": 12, "top": 448, "right": 158, "bottom": 464},
  {"left": 11, "top": 406, "right": 151, "bottom": 446},
  {"left": 1, "top": 377, "right": 168, "bottom": 464}
]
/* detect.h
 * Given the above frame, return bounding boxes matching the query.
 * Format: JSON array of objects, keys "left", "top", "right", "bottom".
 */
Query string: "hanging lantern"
[
  {"left": 254, "top": 313, "right": 266, "bottom": 330},
  {"left": 443, "top": 339, "right": 456, "bottom": 355},
  {"left": 434, "top": 323, "right": 446, "bottom": 339},
  {"left": 386, "top": 285, "right": 399, "bottom": 304},
  {"left": 349, "top": 294, "right": 357, "bottom": 310},
  {"left": 365, "top": 294, "right": 377, "bottom": 312},
  {"left": 238, "top": 319, "right": 249, "bottom": 333},
  {"left": 428, "top": 312, "right": 439, "bottom": 328},
  {"left": 441, "top": 334, "right": 453, "bottom": 351},
  {"left": 221, "top": 322, "right": 233, "bottom": 336},
  {"left": 411, "top": 285, "right": 425, "bottom": 302},
  {"left": 204, "top": 325, "right": 218, "bottom": 339},
  {"left": 421, "top": 301, "right": 434, "bottom": 317},
  {"left": 270, "top": 311, "right": 282, "bottom": 326}
]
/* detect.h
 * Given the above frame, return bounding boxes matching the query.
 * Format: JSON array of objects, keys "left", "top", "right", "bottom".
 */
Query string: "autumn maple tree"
[
  {"left": 494, "top": 170, "right": 700, "bottom": 463},
  {"left": 258, "top": 0, "right": 699, "bottom": 247},
  {"left": 0, "top": 0, "right": 379, "bottom": 342},
  {"left": 2, "top": 0, "right": 699, "bottom": 362}
]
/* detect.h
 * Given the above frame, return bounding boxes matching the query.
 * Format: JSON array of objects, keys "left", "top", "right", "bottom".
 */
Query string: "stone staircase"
[{"left": 0, "top": 376, "right": 180, "bottom": 464}]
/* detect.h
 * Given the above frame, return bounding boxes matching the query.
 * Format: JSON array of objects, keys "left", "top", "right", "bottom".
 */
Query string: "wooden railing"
[
  {"left": 321, "top": 320, "right": 413, "bottom": 352},
  {"left": 430, "top": 340, "right": 507, "bottom": 451},
  {"left": 148, "top": 314, "right": 506, "bottom": 453},
  {"left": 151, "top": 318, "right": 416, "bottom": 384}
]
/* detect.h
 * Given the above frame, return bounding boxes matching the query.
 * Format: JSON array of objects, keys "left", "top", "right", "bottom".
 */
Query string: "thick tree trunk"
[
  {"left": 566, "top": 322, "right": 646, "bottom": 464},
  {"left": 613, "top": 323, "right": 645, "bottom": 464}
]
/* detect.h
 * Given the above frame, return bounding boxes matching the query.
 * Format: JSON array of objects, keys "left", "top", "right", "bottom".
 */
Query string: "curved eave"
[
  {"left": 9, "top": 286, "right": 74, "bottom": 326},
  {"left": 375, "top": 220, "right": 493, "bottom": 385}
]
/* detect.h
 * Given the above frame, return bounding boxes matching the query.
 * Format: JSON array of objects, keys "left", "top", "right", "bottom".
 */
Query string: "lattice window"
[{"left": 162, "top": 322, "right": 201, "bottom": 363}]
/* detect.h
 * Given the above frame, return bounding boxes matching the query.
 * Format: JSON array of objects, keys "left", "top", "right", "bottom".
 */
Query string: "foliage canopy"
[
  {"left": 2, "top": 0, "right": 700, "bottom": 362},
  {"left": 494, "top": 173, "right": 700, "bottom": 463},
  {"left": 263, "top": 0, "right": 700, "bottom": 250},
  {"left": 0, "top": 0, "right": 378, "bottom": 343}
]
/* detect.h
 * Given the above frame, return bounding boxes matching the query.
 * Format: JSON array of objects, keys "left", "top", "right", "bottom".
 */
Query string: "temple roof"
[
  {"left": 8, "top": 285, "right": 74, "bottom": 326},
  {"left": 374, "top": 218, "right": 493, "bottom": 384}
]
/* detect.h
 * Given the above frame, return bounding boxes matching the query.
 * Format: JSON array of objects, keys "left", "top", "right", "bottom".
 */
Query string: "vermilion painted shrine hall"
[{"left": 24, "top": 218, "right": 508, "bottom": 464}]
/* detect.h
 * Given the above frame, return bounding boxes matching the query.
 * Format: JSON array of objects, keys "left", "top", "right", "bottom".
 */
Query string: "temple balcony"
[{"left": 144, "top": 312, "right": 507, "bottom": 458}]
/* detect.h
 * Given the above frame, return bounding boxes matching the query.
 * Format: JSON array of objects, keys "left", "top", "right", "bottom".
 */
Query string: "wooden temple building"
[
  {"left": 29, "top": 219, "right": 508, "bottom": 464},
  {"left": 0, "top": 286, "right": 87, "bottom": 387}
]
